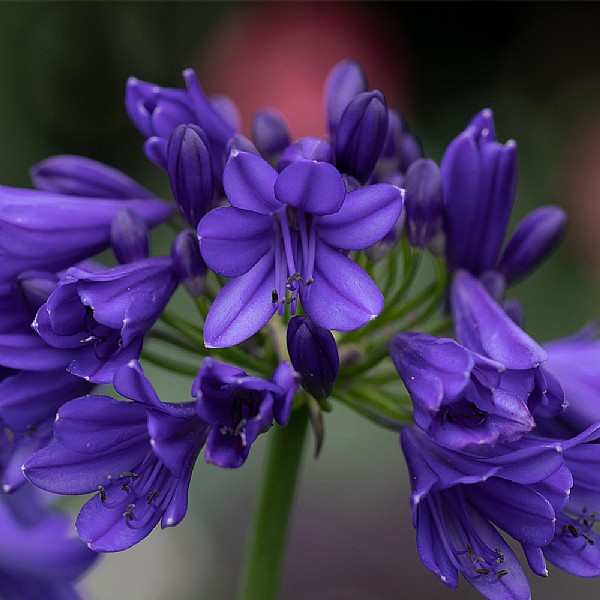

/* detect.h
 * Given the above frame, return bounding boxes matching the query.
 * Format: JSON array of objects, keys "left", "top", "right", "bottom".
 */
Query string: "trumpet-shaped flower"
[{"left": 198, "top": 151, "right": 403, "bottom": 347}]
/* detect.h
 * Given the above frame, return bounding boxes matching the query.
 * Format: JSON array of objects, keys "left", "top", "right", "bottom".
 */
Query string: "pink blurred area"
[{"left": 198, "top": 3, "right": 410, "bottom": 139}]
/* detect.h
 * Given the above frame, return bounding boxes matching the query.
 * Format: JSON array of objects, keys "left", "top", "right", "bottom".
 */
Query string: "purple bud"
[
  {"left": 286, "top": 316, "right": 339, "bottom": 401},
  {"left": 167, "top": 124, "right": 214, "bottom": 228},
  {"left": 30, "top": 155, "right": 155, "bottom": 199},
  {"left": 171, "top": 230, "right": 207, "bottom": 297},
  {"left": 403, "top": 158, "right": 443, "bottom": 248},
  {"left": 277, "top": 137, "right": 333, "bottom": 172},
  {"left": 324, "top": 59, "right": 368, "bottom": 136},
  {"left": 334, "top": 90, "right": 388, "bottom": 183},
  {"left": 498, "top": 206, "right": 567, "bottom": 283},
  {"left": 227, "top": 133, "right": 261, "bottom": 157},
  {"left": 252, "top": 109, "right": 291, "bottom": 158},
  {"left": 110, "top": 208, "right": 150, "bottom": 264},
  {"left": 468, "top": 108, "right": 497, "bottom": 142},
  {"left": 209, "top": 94, "right": 241, "bottom": 131}
]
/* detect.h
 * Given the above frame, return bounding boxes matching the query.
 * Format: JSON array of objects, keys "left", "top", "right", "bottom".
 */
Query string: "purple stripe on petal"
[
  {"left": 198, "top": 206, "right": 273, "bottom": 277},
  {"left": 300, "top": 240, "right": 383, "bottom": 331},
  {"left": 204, "top": 250, "right": 277, "bottom": 348},
  {"left": 318, "top": 183, "right": 404, "bottom": 250},
  {"left": 223, "top": 151, "right": 281, "bottom": 214},
  {"left": 274, "top": 160, "right": 346, "bottom": 216}
]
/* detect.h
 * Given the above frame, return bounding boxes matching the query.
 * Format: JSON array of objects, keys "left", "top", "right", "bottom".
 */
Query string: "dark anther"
[
  {"left": 98, "top": 486, "right": 106, "bottom": 503},
  {"left": 120, "top": 471, "right": 139, "bottom": 479},
  {"left": 122, "top": 484, "right": 131, "bottom": 492},
  {"left": 146, "top": 490, "right": 158, "bottom": 504},
  {"left": 475, "top": 568, "right": 491, "bottom": 575},
  {"left": 495, "top": 548, "right": 505, "bottom": 564},
  {"left": 466, "top": 544, "right": 475, "bottom": 556},
  {"left": 497, "top": 570, "right": 509, "bottom": 578},
  {"left": 583, "top": 519, "right": 591, "bottom": 527},
  {"left": 286, "top": 272, "right": 301, "bottom": 285},
  {"left": 123, "top": 504, "right": 136, "bottom": 521},
  {"left": 305, "top": 277, "right": 314, "bottom": 286},
  {"left": 272, "top": 289, "right": 278, "bottom": 303},
  {"left": 583, "top": 533, "right": 595, "bottom": 545},
  {"left": 567, "top": 523, "right": 579, "bottom": 537}
]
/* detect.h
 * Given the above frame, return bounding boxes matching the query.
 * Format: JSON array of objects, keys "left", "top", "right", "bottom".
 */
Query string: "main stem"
[{"left": 235, "top": 405, "right": 309, "bottom": 600}]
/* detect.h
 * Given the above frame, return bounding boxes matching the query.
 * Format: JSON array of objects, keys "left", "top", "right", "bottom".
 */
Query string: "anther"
[
  {"left": 272, "top": 289, "right": 278, "bottom": 303},
  {"left": 583, "top": 533, "right": 595, "bottom": 545},
  {"left": 121, "top": 484, "right": 131, "bottom": 492},
  {"left": 98, "top": 486, "right": 106, "bottom": 503},
  {"left": 497, "top": 570, "right": 509, "bottom": 578},
  {"left": 146, "top": 490, "right": 159, "bottom": 504},
  {"left": 123, "top": 504, "right": 136, "bottom": 521},
  {"left": 475, "top": 568, "right": 491, "bottom": 575},
  {"left": 120, "top": 471, "right": 139, "bottom": 479}
]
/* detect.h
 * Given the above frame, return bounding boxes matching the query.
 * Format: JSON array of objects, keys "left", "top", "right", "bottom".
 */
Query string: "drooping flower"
[
  {"left": 23, "top": 360, "right": 209, "bottom": 552},
  {"left": 198, "top": 151, "right": 403, "bottom": 347},
  {"left": 391, "top": 271, "right": 564, "bottom": 449},
  {"left": 0, "top": 483, "right": 98, "bottom": 600},
  {"left": 33, "top": 257, "right": 179, "bottom": 383},
  {"left": 400, "top": 425, "right": 584, "bottom": 599},
  {"left": 194, "top": 358, "right": 297, "bottom": 468},
  {"left": 0, "top": 185, "right": 171, "bottom": 293},
  {"left": 30, "top": 154, "right": 155, "bottom": 199}
]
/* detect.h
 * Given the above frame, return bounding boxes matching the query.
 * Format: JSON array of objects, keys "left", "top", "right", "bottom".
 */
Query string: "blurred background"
[{"left": 2, "top": 2, "right": 600, "bottom": 599}]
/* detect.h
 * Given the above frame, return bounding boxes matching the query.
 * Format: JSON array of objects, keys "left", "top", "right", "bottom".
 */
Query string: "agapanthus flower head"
[
  {"left": 198, "top": 150, "right": 403, "bottom": 347},
  {"left": 400, "top": 425, "right": 593, "bottom": 600},
  {"left": 24, "top": 360, "right": 209, "bottom": 552},
  {"left": 194, "top": 358, "right": 297, "bottom": 468},
  {"left": 391, "top": 271, "right": 565, "bottom": 449},
  {"left": 286, "top": 316, "right": 339, "bottom": 401},
  {"left": 0, "top": 483, "right": 98, "bottom": 600},
  {"left": 33, "top": 257, "right": 179, "bottom": 383}
]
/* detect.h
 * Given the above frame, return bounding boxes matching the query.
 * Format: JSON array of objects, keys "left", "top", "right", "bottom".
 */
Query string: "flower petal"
[
  {"left": 204, "top": 250, "right": 277, "bottom": 348},
  {"left": 274, "top": 160, "right": 346, "bottom": 216},
  {"left": 198, "top": 206, "right": 273, "bottom": 277},
  {"left": 300, "top": 240, "right": 383, "bottom": 331},
  {"left": 318, "top": 183, "right": 404, "bottom": 250}
]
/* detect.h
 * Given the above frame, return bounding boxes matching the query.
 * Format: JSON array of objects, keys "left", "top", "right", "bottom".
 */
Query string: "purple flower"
[
  {"left": 194, "top": 358, "right": 297, "bottom": 468},
  {"left": 170, "top": 229, "right": 207, "bottom": 297},
  {"left": 0, "top": 483, "right": 98, "bottom": 600},
  {"left": 30, "top": 155, "right": 155, "bottom": 199},
  {"left": 391, "top": 271, "right": 564, "bottom": 449},
  {"left": 24, "top": 360, "right": 209, "bottom": 552},
  {"left": 110, "top": 208, "right": 150, "bottom": 264},
  {"left": 441, "top": 109, "right": 517, "bottom": 275},
  {"left": 33, "top": 257, "right": 179, "bottom": 383},
  {"left": 0, "top": 185, "right": 171, "bottom": 293},
  {"left": 539, "top": 325, "right": 600, "bottom": 436},
  {"left": 198, "top": 151, "right": 403, "bottom": 347},
  {"left": 126, "top": 69, "right": 234, "bottom": 170},
  {"left": 286, "top": 316, "right": 339, "bottom": 401},
  {"left": 401, "top": 425, "right": 577, "bottom": 599}
]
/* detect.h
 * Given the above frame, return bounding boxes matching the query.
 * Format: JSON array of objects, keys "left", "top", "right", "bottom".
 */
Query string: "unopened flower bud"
[
  {"left": 498, "top": 206, "right": 567, "bottom": 283},
  {"left": 325, "top": 59, "right": 368, "bottom": 136},
  {"left": 286, "top": 316, "right": 339, "bottom": 401},
  {"left": 171, "top": 229, "right": 207, "bottom": 297},
  {"left": 334, "top": 90, "right": 388, "bottom": 183},
  {"left": 277, "top": 137, "right": 333, "bottom": 172},
  {"left": 404, "top": 158, "right": 443, "bottom": 248},
  {"left": 167, "top": 124, "right": 214, "bottom": 228},
  {"left": 252, "top": 109, "right": 291, "bottom": 159},
  {"left": 111, "top": 209, "right": 150, "bottom": 264}
]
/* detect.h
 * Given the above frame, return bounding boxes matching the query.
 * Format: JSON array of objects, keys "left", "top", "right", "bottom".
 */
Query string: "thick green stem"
[{"left": 235, "top": 406, "right": 309, "bottom": 600}]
